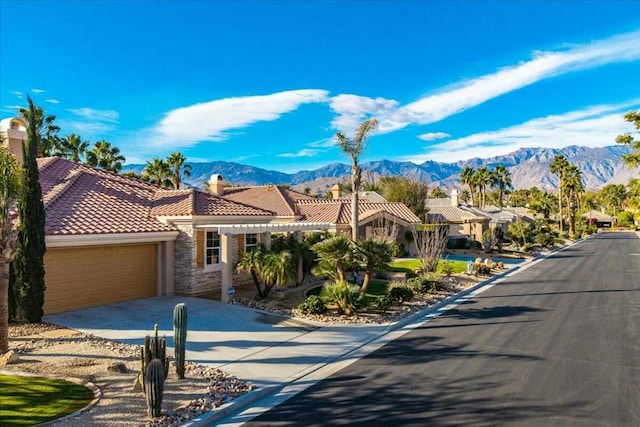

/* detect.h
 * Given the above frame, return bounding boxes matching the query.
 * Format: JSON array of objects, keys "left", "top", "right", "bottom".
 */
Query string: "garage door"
[{"left": 43, "top": 244, "right": 157, "bottom": 314}]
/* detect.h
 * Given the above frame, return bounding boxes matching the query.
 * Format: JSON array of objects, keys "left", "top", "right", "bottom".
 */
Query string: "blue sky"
[{"left": 2, "top": 1, "right": 640, "bottom": 173}]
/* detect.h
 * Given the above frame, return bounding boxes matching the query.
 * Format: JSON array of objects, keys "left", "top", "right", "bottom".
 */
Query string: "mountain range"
[{"left": 123, "top": 145, "right": 639, "bottom": 195}]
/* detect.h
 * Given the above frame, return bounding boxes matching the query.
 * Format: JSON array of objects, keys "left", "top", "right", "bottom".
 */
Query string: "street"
[{"left": 246, "top": 232, "right": 640, "bottom": 426}]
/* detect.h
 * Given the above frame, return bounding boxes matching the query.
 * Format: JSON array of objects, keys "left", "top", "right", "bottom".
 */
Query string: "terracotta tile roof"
[
  {"left": 221, "top": 186, "right": 314, "bottom": 216},
  {"left": 39, "top": 157, "right": 176, "bottom": 235},
  {"left": 426, "top": 205, "right": 488, "bottom": 222},
  {"left": 194, "top": 191, "right": 272, "bottom": 216},
  {"left": 295, "top": 199, "right": 421, "bottom": 225}
]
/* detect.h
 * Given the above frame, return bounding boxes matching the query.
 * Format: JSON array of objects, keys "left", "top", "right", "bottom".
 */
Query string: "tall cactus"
[
  {"left": 140, "top": 324, "right": 168, "bottom": 394},
  {"left": 145, "top": 358, "right": 164, "bottom": 418},
  {"left": 173, "top": 303, "right": 188, "bottom": 379}
]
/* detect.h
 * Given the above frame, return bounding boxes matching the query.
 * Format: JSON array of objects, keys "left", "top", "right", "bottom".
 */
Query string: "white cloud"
[
  {"left": 278, "top": 148, "right": 321, "bottom": 158},
  {"left": 329, "top": 94, "right": 398, "bottom": 133},
  {"left": 31, "top": 88, "right": 46, "bottom": 94},
  {"left": 418, "top": 132, "right": 450, "bottom": 141},
  {"left": 10, "top": 91, "right": 23, "bottom": 98},
  {"left": 149, "top": 89, "right": 329, "bottom": 149},
  {"left": 68, "top": 107, "right": 119, "bottom": 123},
  {"left": 45, "top": 99, "right": 60, "bottom": 104},
  {"left": 376, "top": 29, "right": 640, "bottom": 133},
  {"left": 400, "top": 100, "right": 640, "bottom": 163}
]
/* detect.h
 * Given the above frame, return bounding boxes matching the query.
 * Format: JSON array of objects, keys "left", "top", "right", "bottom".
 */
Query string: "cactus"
[
  {"left": 140, "top": 324, "right": 168, "bottom": 394},
  {"left": 145, "top": 358, "right": 164, "bottom": 418},
  {"left": 173, "top": 303, "right": 188, "bottom": 379}
]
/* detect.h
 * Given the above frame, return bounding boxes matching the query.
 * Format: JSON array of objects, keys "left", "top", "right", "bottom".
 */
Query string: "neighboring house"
[
  {"left": 426, "top": 190, "right": 491, "bottom": 242},
  {"left": 583, "top": 210, "right": 616, "bottom": 228},
  {"left": 0, "top": 117, "right": 27, "bottom": 164},
  {"left": 3, "top": 118, "right": 422, "bottom": 314}
]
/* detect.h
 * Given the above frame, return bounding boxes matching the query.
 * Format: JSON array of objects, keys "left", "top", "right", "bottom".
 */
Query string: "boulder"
[
  {"left": 107, "top": 362, "right": 128, "bottom": 373},
  {"left": 0, "top": 350, "right": 19, "bottom": 367}
]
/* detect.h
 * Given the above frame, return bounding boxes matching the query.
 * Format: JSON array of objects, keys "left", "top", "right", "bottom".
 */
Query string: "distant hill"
[{"left": 122, "top": 145, "right": 639, "bottom": 194}]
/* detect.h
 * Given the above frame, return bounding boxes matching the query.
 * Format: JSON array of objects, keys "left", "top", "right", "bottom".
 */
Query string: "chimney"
[
  {"left": 331, "top": 184, "right": 341, "bottom": 200},
  {"left": 451, "top": 189, "right": 459, "bottom": 207},
  {"left": 209, "top": 174, "right": 225, "bottom": 196},
  {"left": 0, "top": 117, "right": 27, "bottom": 165}
]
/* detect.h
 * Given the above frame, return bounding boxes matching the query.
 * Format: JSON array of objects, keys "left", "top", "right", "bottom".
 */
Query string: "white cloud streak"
[
  {"left": 31, "top": 88, "right": 46, "bottom": 94},
  {"left": 45, "top": 99, "right": 60, "bottom": 104},
  {"left": 61, "top": 107, "right": 120, "bottom": 137},
  {"left": 278, "top": 148, "right": 321, "bottom": 158},
  {"left": 400, "top": 101, "right": 640, "bottom": 163},
  {"left": 10, "top": 91, "right": 23, "bottom": 98},
  {"left": 418, "top": 132, "right": 450, "bottom": 141},
  {"left": 68, "top": 107, "right": 119, "bottom": 123},
  {"left": 149, "top": 89, "right": 329, "bottom": 149},
  {"left": 329, "top": 94, "right": 398, "bottom": 134},
  {"left": 375, "top": 29, "right": 640, "bottom": 133}
]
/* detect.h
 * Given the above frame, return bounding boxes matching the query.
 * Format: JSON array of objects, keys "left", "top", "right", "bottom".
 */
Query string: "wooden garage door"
[{"left": 43, "top": 244, "right": 157, "bottom": 314}]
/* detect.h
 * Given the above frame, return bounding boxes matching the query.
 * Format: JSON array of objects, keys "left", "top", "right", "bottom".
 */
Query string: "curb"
[
  {"left": 180, "top": 385, "right": 278, "bottom": 426},
  {"left": 0, "top": 369, "right": 102, "bottom": 426}
]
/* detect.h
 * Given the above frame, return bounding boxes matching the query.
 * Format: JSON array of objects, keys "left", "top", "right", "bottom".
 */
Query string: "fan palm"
[
  {"left": 312, "top": 234, "right": 353, "bottom": 282},
  {"left": 56, "top": 133, "right": 89, "bottom": 162},
  {"left": 335, "top": 118, "right": 378, "bottom": 240},
  {"left": 353, "top": 238, "right": 393, "bottom": 299},
  {"left": 143, "top": 157, "right": 172, "bottom": 188},
  {"left": 166, "top": 152, "right": 192, "bottom": 189},
  {"left": 459, "top": 166, "right": 476, "bottom": 206},
  {"left": 18, "top": 103, "right": 60, "bottom": 157},
  {"left": 492, "top": 165, "right": 512, "bottom": 207},
  {"left": 86, "top": 140, "right": 126, "bottom": 172},
  {"left": 563, "top": 164, "right": 584, "bottom": 237},
  {"left": 550, "top": 154, "right": 569, "bottom": 234}
]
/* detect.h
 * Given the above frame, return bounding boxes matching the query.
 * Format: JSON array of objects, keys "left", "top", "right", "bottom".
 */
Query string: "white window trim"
[
  {"left": 204, "top": 230, "right": 222, "bottom": 272},
  {"left": 245, "top": 233, "right": 259, "bottom": 252}
]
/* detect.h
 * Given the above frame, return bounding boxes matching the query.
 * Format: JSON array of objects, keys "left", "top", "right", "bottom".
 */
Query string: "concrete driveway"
[{"left": 44, "top": 296, "right": 319, "bottom": 376}]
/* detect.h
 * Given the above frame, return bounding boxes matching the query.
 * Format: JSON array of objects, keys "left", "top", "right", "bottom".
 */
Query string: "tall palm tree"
[
  {"left": 261, "top": 251, "right": 296, "bottom": 295},
  {"left": 235, "top": 245, "right": 267, "bottom": 298},
  {"left": 0, "top": 146, "right": 21, "bottom": 353},
  {"left": 353, "top": 238, "right": 393, "bottom": 299},
  {"left": 143, "top": 157, "right": 172, "bottom": 188},
  {"left": 475, "top": 166, "right": 493, "bottom": 208},
  {"left": 312, "top": 234, "right": 353, "bottom": 282},
  {"left": 18, "top": 103, "right": 60, "bottom": 157},
  {"left": 616, "top": 111, "right": 640, "bottom": 169},
  {"left": 56, "top": 133, "right": 89, "bottom": 162},
  {"left": 492, "top": 165, "right": 513, "bottom": 208},
  {"left": 335, "top": 118, "right": 378, "bottom": 240},
  {"left": 550, "top": 154, "right": 569, "bottom": 234},
  {"left": 459, "top": 166, "right": 476, "bottom": 206},
  {"left": 86, "top": 140, "right": 126, "bottom": 172},
  {"left": 563, "top": 164, "right": 584, "bottom": 237},
  {"left": 166, "top": 152, "right": 192, "bottom": 189}
]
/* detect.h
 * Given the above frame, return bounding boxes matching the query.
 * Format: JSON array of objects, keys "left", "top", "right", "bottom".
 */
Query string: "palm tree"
[
  {"left": 550, "top": 154, "right": 569, "bottom": 235},
  {"left": 616, "top": 111, "right": 640, "bottom": 169},
  {"left": 56, "top": 133, "right": 89, "bottom": 162},
  {"left": 459, "top": 166, "right": 476, "bottom": 206},
  {"left": 235, "top": 245, "right": 267, "bottom": 298},
  {"left": 335, "top": 118, "right": 378, "bottom": 240},
  {"left": 86, "top": 140, "right": 126, "bottom": 172},
  {"left": 460, "top": 189, "right": 471, "bottom": 204},
  {"left": 430, "top": 187, "right": 447, "bottom": 198},
  {"left": 353, "top": 238, "right": 393, "bottom": 299},
  {"left": 166, "top": 152, "right": 192, "bottom": 189},
  {"left": 261, "top": 251, "right": 296, "bottom": 295},
  {"left": 18, "top": 103, "right": 60, "bottom": 157},
  {"left": 0, "top": 146, "right": 21, "bottom": 353},
  {"left": 492, "top": 165, "right": 512, "bottom": 208},
  {"left": 563, "top": 164, "right": 584, "bottom": 237},
  {"left": 475, "top": 166, "right": 493, "bottom": 208},
  {"left": 143, "top": 157, "right": 172, "bottom": 188},
  {"left": 312, "top": 234, "right": 353, "bottom": 282},
  {"left": 282, "top": 234, "right": 314, "bottom": 286}
]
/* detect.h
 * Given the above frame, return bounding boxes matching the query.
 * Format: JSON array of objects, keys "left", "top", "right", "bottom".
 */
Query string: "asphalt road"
[{"left": 247, "top": 232, "right": 640, "bottom": 426}]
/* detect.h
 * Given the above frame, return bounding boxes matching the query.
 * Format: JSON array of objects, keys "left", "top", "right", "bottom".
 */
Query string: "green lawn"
[
  {"left": 389, "top": 259, "right": 467, "bottom": 274},
  {"left": 0, "top": 374, "right": 94, "bottom": 426}
]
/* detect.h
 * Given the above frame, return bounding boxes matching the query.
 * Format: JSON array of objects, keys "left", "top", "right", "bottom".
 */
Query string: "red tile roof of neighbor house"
[
  {"left": 222, "top": 186, "right": 315, "bottom": 217},
  {"left": 295, "top": 199, "right": 421, "bottom": 225},
  {"left": 38, "top": 157, "right": 271, "bottom": 236}
]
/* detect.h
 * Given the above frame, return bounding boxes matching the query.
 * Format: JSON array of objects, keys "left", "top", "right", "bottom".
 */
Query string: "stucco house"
[{"left": 426, "top": 190, "right": 491, "bottom": 242}]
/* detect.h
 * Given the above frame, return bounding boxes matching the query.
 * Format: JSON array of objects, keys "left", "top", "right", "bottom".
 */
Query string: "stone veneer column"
[{"left": 174, "top": 224, "right": 196, "bottom": 294}]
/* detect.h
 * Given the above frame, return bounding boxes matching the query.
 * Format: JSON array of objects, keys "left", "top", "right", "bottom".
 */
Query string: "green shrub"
[
  {"left": 405, "top": 271, "right": 419, "bottom": 280},
  {"left": 535, "top": 232, "right": 555, "bottom": 248},
  {"left": 439, "top": 261, "right": 455, "bottom": 276},
  {"left": 297, "top": 295, "right": 327, "bottom": 315},
  {"left": 617, "top": 211, "right": 635, "bottom": 228},
  {"left": 406, "top": 276, "right": 439, "bottom": 293},
  {"left": 374, "top": 295, "right": 392, "bottom": 313},
  {"left": 522, "top": 243, "right": 534, "bottom": 252},
  {"left": 554, "top": 237, "right": 565, "bottom": 245},
  {"left": 320, "top": 281, "right": 359, "bottom": 316},
  {"left": 389, "top": 283, "right": 414, "bottom": 304}
]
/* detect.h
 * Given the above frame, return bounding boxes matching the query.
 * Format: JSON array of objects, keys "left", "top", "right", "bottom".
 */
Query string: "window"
[
  {"left": 245, "top": 233, "right": 258, "bottom": 252},
  {"left": 205, "top": 231, "right": 220, "bottom": 265}
]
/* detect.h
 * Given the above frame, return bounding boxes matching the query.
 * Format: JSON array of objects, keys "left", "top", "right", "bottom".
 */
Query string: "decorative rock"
[
  {"left": 107, "top": 361, "right": 128, "bottom": 373},
  {"left": 0, "top": 350, "right": 19, "bottom": 367}
]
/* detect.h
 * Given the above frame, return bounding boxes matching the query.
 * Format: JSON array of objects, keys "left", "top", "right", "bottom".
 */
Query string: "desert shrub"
[
  {"left": 374, "top": 295, "right": 392, "bottom": 313},
  {"left": 389, "top": 283, "right": 414, "bottom": 304},
  {"left": 473, "top": 263, "right": 491, "bottom": 276},
  {"left": 535, "top": 232, "right": 555, "bottom": 248},
  {"left": 617, "top": 211, "right": 635, "bottom": 228},
  {"left": 522, "top": 243, "right": 534, "bottom": 252},
  {"left": 439, "top": 261, "right": 455, "bottom": 276},
  {"left": 297, "top": 295, "right": 327, "bottom": 315},
  {"left": 405, "top": 270, "right": 419, "bottom": 280},
  {"left": 553, "top": 237, "right": 565, "bottom": 245},
  {"left": 406, "top": 276, "right": 440, "bottom": 293}
]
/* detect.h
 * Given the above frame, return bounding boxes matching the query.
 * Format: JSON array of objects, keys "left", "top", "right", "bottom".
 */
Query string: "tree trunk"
[
  {"left": 351, "top": 172, "right": 359, "bottom": 241},
  {"left": 0, "top": 261, "right": 9, "bottom": 354}
]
